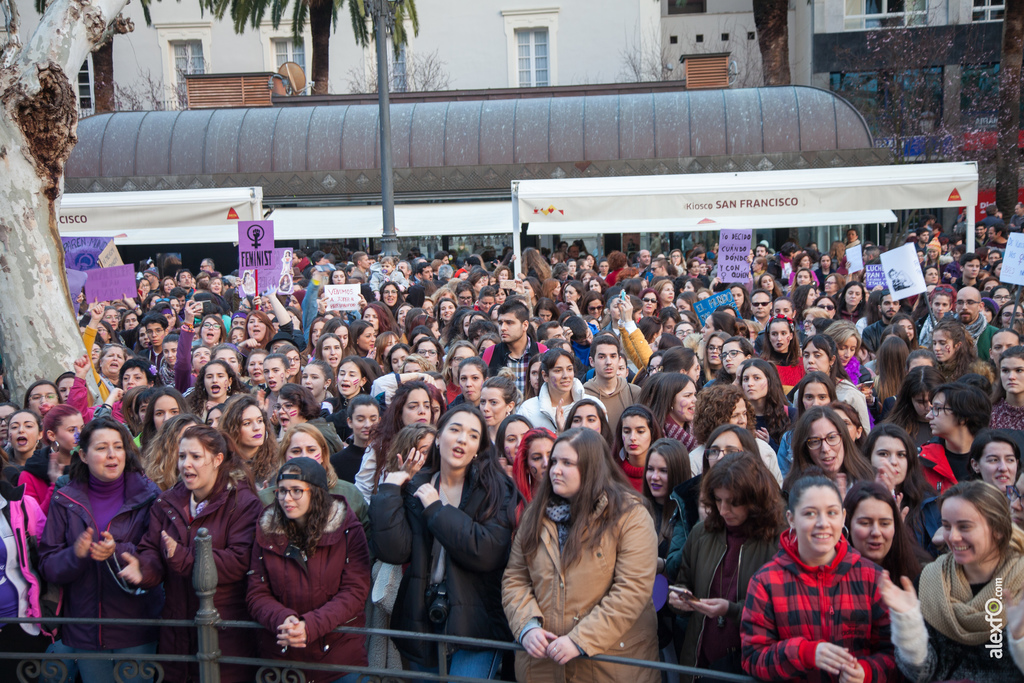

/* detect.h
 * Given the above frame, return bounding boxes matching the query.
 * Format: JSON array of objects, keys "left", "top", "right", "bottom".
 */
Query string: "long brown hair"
[
  {"left": 843, "top": 481, "right": 922, "bottom": 581},
  {"left": 270, "top": 460, "right": 334, "bottom": 556},
  {"left": 143, "top": 414, "right": 203, "bottom": 490},
  {"left": 782, "top": 406, "right": 874, "bottom": 492},
  {"left": 218, "top": 394, "right": 277, "bottom": 485},
  {"left": 701, "top": 451, "right": 784, "bottom": 542},
  {"left": 932, "top": 319, "right": 976, "bottom": 382},
  {"left": 519, "top": 428, "right": 644, "bottom": 568}
]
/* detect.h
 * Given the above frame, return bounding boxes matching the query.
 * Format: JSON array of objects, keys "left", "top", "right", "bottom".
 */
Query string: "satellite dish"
[{"left": 269, "top": 62, "right": 307, "bottom": 96}]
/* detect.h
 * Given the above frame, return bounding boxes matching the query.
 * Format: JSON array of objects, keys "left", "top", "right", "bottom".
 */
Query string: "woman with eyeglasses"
[
  {"left": 742, "top": 474, "right": 896, "bottom": 683},
  {"left": 689, "top": 382, "right": 784, "bottom": 483},
  {"left": 39, "top": 418, "right": 163, "bottom": 683},
  {"left": 670, "top": 452, "right": 782, "bottom": 679},
  {"left": 247, "top": 458, "right": 371, "bottom": 682},
  {"left": 666, "top": 424, "right": 763, "bottom": 579},
  {"left": 920, "top": 382, "right": 990, "bottom": 494},
  {"left": 781, "top": 406, "right": 875, "bottom": 497},
  {"left": 882, "top": 480, "right": 1024, "bottom": 683},
  {"left": 118, "top": 425, "right": 262, "bottom": 683}
]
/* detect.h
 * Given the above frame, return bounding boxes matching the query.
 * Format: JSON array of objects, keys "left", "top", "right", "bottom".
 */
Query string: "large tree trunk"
[
  {"left": 92, "top": 37, "right": 114, "bottom": 113},
  {"left": 997, "top": 0, "right": 1024, "bottom": 215},
  {"left": 0, "top": 0, "right": 129, "bottom": 399},
  {"left": 752, "top": 0, "right": 791, "bottom": 86},
  {"left": 309, "top": 0, "right": 332, "bottom": 95}
]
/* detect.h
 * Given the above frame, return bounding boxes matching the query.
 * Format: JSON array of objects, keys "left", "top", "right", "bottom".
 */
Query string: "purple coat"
[
  {"left": 38, "top": 471, "right": 164, "bottom": 650},
  {"left": 135, "top": 476, "right": 262, "bottom": 683},
  {"left": 247, "top": 498, "right": 371, "bottom": 682}
]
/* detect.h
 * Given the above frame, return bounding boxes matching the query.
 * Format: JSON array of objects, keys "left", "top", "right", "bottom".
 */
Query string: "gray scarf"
[
  {"left": 545, "top": 497, "right": 572, "bottom": 550},
  {"left": 965, "top": 311, "right": 987, "bottom": 340}
]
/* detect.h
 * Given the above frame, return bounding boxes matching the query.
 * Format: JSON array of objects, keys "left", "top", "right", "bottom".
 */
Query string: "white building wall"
[{"left": 13, "top": 0, "right": 660, "bottom": 106}]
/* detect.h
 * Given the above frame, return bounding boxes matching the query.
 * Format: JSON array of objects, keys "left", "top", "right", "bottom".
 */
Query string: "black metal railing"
[{"left": 0, "top": 528, "right": 756, "bottom": 683}]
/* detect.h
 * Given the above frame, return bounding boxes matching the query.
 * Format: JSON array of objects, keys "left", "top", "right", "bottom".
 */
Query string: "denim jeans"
[
  {"left": 409, "top": 648, "right": 502, "bottom": 682},
  {"left": 44, "top": 640, "right": 157, "bottom": 683}
]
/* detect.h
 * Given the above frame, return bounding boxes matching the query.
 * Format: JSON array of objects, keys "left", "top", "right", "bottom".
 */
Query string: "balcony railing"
[{"left": 0, "top": 528, "right": 757, "bottom": 683}]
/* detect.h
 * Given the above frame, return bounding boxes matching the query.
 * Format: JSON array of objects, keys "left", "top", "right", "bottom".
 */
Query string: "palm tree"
[{"left": 207, "top": 0, "right": 417, "bottom": 95}]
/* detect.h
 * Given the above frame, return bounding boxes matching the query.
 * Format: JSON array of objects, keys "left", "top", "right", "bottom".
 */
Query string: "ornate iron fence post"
[{"left": 193, "top": 527, "right": 221, "bottom": 683}]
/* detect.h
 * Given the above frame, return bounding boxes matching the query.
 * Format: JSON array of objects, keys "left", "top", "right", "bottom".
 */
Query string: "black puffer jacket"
[{"left": 369, "top": 466, "right": 517, "bottom": 667}]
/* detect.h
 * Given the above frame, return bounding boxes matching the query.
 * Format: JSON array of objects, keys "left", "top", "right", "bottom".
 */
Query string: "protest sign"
[
  {"left": 846, "top": 244, "right": 864, "bottom": 274},
  {"left": 324, "top": 285, "right": 361, "bottom": 312},
  {"left": 717, "top": 229, "right": 752, "bottom": 283},
  {"left": 693, "top": 290, "right": 738, "bottom": 324},
  {"left": 62, "top": 236, "right": 122, "bottom": 270},
  {"left": 1001, "top": 233, "right": 1024, "bottom": 286},
  {"left": 66, "top": 269, "right": 88, "bottom": 313},
  {"left": 880, "top": 243, "right": 927, "bottom": 301},
  {"left": 865, "top": 264, "right": 886, "bottom": 289},
  {"left": 85, "top": 264, "right": 136, "bottom": 303},
  {"left": 238, "top": 220, "right": 275, "bottom": 274}
]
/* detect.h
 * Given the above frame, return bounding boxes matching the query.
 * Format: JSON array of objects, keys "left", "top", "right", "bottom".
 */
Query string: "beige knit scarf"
[{"left": 920, "top": 528, "right": 1024, "bottom": 646}]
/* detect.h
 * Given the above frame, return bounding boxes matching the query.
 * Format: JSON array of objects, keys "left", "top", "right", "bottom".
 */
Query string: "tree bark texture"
[
  {"left": 0, "top": 0, "right": 128, "bottom": 399},
  {"left": 92, "top": 37, "right": 114, "bottom": 113},
  {"left": 752, "top": 0, "right": 791, "bottom": 86},
  {"left": 997, "top": 0, "right": 1024, "bottom": 214},
  {"left": 310, "top": 0, "right": 331, "bottom": 95}
]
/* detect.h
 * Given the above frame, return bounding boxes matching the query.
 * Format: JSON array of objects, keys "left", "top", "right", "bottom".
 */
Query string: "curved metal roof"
[{"left": 65, "top": 86, "right": 882, "bottom": 201}]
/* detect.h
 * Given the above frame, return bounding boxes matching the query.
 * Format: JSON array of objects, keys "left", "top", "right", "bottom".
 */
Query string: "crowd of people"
[{"left": 2, "top": 221, "right": 1024, "bottom": 682}]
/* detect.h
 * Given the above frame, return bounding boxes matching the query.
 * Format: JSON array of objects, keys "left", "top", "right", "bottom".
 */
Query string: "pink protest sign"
[{"left": 84, "top": 264, "right": 136, "bottom": 303}]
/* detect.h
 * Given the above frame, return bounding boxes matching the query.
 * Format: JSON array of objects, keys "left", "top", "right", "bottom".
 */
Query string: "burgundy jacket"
[
  {"left": 135, "top": 475, "right": 262, "bottom": 683},
  {"left": 247, "top": 499, "right": 371, "bottom": 682}
]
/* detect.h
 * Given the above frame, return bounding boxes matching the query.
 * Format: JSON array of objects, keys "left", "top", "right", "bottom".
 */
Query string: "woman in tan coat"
[{"left": 502, "top": 427, "right": 659, "bottom": 683}]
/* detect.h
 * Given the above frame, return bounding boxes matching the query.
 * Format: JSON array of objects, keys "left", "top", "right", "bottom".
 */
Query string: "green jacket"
[
  {"left": 977, "top": 323, "right": 1000, "bottom": 362},
  {"left": 674, "top": 520, "right": 780, "bottom": 676}
]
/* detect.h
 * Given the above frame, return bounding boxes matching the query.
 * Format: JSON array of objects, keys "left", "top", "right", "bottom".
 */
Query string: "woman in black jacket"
[{"left": 369, "top": 404, "right": 518, "bottom": 679}]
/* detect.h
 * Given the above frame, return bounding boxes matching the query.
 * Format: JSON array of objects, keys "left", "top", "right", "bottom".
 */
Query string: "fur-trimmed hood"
[{"left": 255, "top": 498, "right": 353, "bottom": 552}]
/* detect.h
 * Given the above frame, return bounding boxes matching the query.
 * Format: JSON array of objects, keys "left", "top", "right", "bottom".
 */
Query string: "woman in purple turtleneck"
[{"left": 39, "top": 418, "right": 163, "bottom": 683}]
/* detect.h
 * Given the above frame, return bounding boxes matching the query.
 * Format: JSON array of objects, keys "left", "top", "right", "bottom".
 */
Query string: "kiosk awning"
[{"left": 58, "top": 188, "right": 264, "bottom": 245}]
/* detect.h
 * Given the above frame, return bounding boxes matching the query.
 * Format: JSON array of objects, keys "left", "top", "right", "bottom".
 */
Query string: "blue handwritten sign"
[
  {"left": 693, "top": 290, "right": 738, "bottom": 324},
  {"left": 865, "top": 264, "right": 886, "bottom": 289}
]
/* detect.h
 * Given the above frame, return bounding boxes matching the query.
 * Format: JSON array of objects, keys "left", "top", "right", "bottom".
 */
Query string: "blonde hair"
[
  {"left": 402, "top": 353, "right": 436, "bottom": 373},
  {"left": 275, "top": 423, "right": 338, "bottom": 489}
]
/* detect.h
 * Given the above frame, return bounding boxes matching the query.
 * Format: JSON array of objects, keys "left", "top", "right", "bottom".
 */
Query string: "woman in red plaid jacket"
[{"left": 741, "top": 473, "right": 896, "bottom": 683}]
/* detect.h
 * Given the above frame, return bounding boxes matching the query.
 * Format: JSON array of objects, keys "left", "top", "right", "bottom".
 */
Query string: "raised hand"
[
  {"left": 413, "top": 483, "right": 440, "bottom": 508},
  {"left": 117, "top": 552, "right": 143, "bottom": 585},
  {"left": 878, "top": 570, "right": 918, "bottom": 614},
  {"left": 90, "top": 531, "right": 116, "bottom": 562},
  {"left": 874, "top": 460, "right": 899, "bottom": 492},
  {"left": 74, "top": 354, "right": 91, "bottom": 379},
  {"left": 161, "top": 530, "right": 179, "bottom": 559},
  {"left": 73, "top": 527, "right": 94, "bottom": 559},
  {"left": 88, "top": 302, "right": 105, "bottom": 321}
]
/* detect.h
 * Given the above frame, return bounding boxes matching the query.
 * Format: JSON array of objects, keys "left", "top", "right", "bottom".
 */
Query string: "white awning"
[
  {"left": 58, "top": 188, "right": 264, "bottom": 245},
  {"left": 268, "top": 201, "right": 514, "bottom": 240},
  {"left": 526, "top": 210, "right": 898, "bottom": 235},
  {"left": 517, "top": 162, "right": 979, "bottom": 225}
]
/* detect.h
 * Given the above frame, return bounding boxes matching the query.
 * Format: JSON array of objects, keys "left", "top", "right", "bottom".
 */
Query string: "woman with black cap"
[{"left": 248, "top": 457, "right": 372, "bottom": 682}]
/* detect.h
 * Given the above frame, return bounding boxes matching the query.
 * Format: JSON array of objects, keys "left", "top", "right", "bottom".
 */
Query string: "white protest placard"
[
  {"left": 846, "top": 244, "right": 864, "bottom": 274},
  {"left": 324, "top": 285, "right": 361, "bottom": 311},
  {"left": 717, "top": 229, "right": 752, "bottom": 283},
  {"left": 880, "top": 243, "right": 927, "bottom": 301},
  {"left": 1001, "top": 233, "right": 1024, "bottom": 286}
]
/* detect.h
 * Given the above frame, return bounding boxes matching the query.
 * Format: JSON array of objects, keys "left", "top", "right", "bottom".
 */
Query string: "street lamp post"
[{"left": 369, "top": 0, "right": 399, "bottom": 257}]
